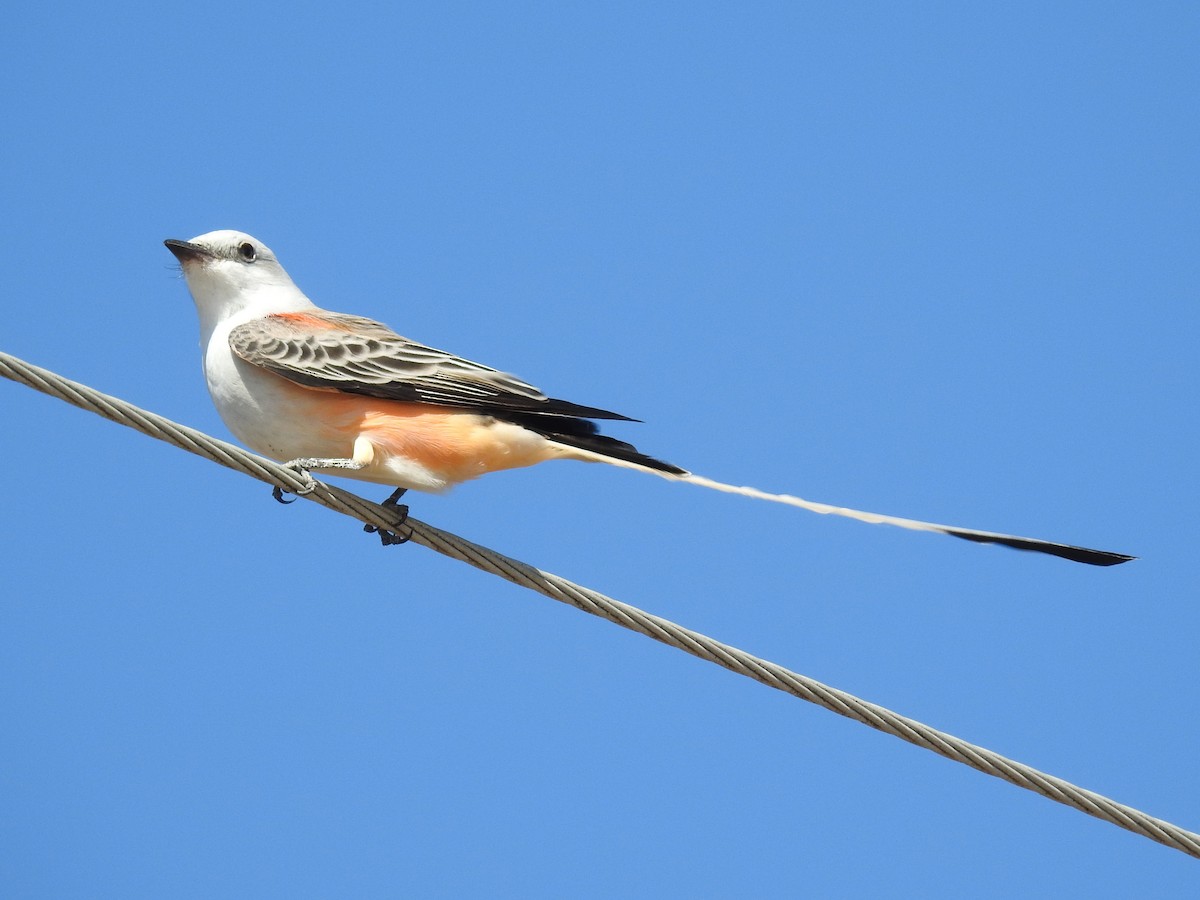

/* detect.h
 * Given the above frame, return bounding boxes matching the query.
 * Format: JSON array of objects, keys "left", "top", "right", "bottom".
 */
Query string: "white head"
[{"left": 165, "top": 230, "right": 314, "bottom": 334}]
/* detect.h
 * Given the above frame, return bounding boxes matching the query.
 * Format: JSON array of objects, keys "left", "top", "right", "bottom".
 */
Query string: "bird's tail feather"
[{"left": 555, "top": 444, "right": 1134, "bottom": 567}]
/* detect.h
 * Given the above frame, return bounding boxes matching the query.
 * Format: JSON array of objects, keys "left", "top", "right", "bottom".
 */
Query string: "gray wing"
[{"left": 228, "top": 311, "right": 635, "bottom": 421}]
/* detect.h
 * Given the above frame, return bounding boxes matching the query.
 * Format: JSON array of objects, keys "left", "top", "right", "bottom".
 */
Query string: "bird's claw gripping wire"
[
  {"left": 364, "top": 487, "right": 413, "bottom": 545},
  {"left": 271, "top": 462, "right": 319, "bottom": 504},
  {"left": 268, "top": 461, "right": 409, "bottom": 545}
]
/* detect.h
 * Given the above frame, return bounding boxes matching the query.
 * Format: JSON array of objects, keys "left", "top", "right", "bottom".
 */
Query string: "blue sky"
[{"left": 2, "top": 2, "right": 1197, "bottom": 896}]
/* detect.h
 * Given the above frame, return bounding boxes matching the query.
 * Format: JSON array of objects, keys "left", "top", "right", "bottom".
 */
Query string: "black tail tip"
[
  {"left": 948, "top": 530, "right": 1137, "bottom": 567},
  {"left": 1061, "top": 549, "right": 1137, "bottom": 567}
]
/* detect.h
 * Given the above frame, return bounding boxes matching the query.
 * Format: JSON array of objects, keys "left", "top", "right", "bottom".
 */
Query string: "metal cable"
[{"left": 2, "top": 348, "right": 1196, "bottom": 859}]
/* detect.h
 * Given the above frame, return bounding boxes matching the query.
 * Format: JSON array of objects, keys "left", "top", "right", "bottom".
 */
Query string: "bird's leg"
[
  {"left": 286, "top": 456, "right": 367, "bottom": 472},
  {"left": 271, "top": 457, "right": 364, "bottom": 503},
  {"left": 365, "top": 487, "right": 412, "bottom": 546}
]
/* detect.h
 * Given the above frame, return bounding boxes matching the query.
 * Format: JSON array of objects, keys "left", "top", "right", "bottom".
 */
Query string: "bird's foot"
[
  {"left": 365, "top": 487, "right": 413, "bottom": 546},
  {"left": 271, "top": 460, "right": 320, "bottom": 504}
]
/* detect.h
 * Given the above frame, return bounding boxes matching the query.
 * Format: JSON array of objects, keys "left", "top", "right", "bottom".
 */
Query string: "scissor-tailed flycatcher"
[{"left": 166, "top": 230, "right": 1132, "bottom": 566}]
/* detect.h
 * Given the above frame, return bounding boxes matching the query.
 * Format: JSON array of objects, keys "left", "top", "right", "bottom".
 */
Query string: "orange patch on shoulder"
[{"left": 271, "top": 312, "right": 344, "bottom": 331}]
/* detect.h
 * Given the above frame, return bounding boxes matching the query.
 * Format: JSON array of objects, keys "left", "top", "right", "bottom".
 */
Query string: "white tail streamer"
[{"left": 559, "top": 446, "right": 1134, "bottom": 567}]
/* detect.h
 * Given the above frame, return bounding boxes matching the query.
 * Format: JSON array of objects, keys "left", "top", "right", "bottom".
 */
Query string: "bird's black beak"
[{"left": 164, "top": 239, "right": 215, "bottom": 264}]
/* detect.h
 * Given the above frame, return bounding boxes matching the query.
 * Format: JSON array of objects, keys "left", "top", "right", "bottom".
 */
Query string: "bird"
[{"left": 166, "top": 229, "right": 1133, "bottom": 566}]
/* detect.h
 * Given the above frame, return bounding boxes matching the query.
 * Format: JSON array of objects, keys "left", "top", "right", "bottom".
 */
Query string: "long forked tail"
[
  {"left": 554, "top": 443, "right": 1135, "bottom": 567},
  {"left": 679, "top": 474, "right": 1134, "bottom": 567}
]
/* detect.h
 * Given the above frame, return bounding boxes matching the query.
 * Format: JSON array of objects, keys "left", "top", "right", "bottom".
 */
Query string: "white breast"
[{"left": 201, "top": 318, "right": 347, "bottom": 462}]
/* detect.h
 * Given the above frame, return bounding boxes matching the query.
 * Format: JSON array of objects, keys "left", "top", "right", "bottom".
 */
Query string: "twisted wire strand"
[{"left": 2, "top": 348, "right": 1196, "bottom": 859}]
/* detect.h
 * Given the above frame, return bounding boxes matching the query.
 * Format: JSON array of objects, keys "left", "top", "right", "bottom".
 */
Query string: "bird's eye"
[{"left": 237, "top": 241, "right": 257, "bottom": 262}]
